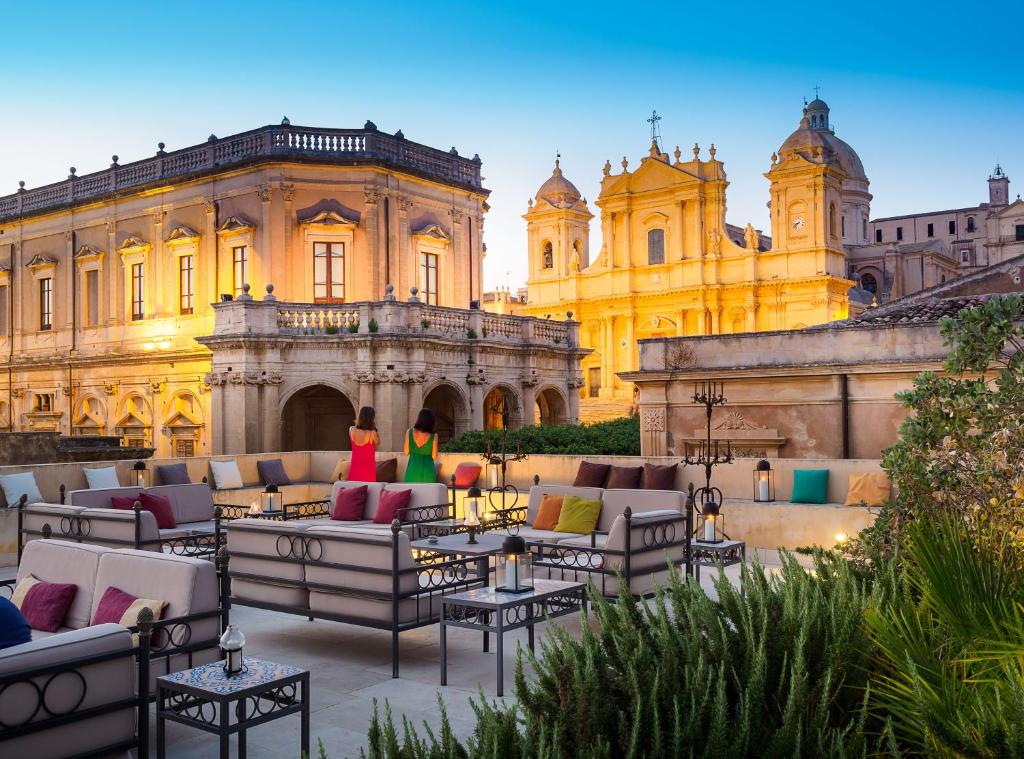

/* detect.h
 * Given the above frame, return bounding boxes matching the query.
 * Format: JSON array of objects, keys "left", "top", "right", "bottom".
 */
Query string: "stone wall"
[{"left": 0, "top": 432, "right": 153, "bottom": 466}]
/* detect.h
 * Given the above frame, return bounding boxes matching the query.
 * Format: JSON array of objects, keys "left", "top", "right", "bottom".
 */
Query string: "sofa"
[
  {"left": 224, "top": 517, "right": 484, "bottom": 678},
  {"left": 17, "top": 483, "right": 223, "bottom": 561},
  {"left": 0, "top": 539, "right": 222, "bottom": 757}
]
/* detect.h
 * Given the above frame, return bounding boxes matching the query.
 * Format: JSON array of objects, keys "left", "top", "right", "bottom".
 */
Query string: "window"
[
  {"left": 173, "top": 438, "right": 195, "bottom": 458},
  {"left": 875, "top": 229, "right": 882, "bottom": 243},
  {"left": 313, "top": 242, "right": 344, "bottom": 302},
  {"left": 829, "top": 205, "right": 837, "bottom": 238},
  {"left": 32, "top": 393, "right": 53, "bottom": 412},
  {"left": 0, "top": 285, "right": 7, "bottom": 336},
  {"left": 39, "top": 277, "right": 52, "bottom": 331},
  {"left": 896, "top": 226, "right": 903, "bottom": 241},
  {"left": 130, "top": 263, "right": 144, "bottom": 320},
  {"left": 949, "top": 220, "right": 957, "bottom": 235},
  {"left": 232, "top": 245, "right": 248, "bottom": 295},
  {"left": 542, "top": 242, "right": 553, "bottom": 269},
  {"left": 860, "top": 272, "right": 878, "bottom": 294},
  {"left": 1016, "top": 224, "right": 1024, "bottom": 242},
  {"left": 420, "top": 252, "right": 438, "bottom": 305},
  {"left": 927, "top": 223, "right": 934, "bottom": 237},
  {"left": 647, "top": 229, "right": 665, "bottom": 264},
  {"left": 179, "top": 255, "right": 194, "bottom": 315},
  {"left": 961, "top": 250, "right": 970, "bottom": 263},
  {"left": 588, "top": 367, "right": 601, "bottom": 398},
  {"left": 85, "top": 270, "right": 99, "bottom": 326},
  {"left": 966, "top": 216, "right": 975, "bottom": 233},
  {"left": 841, "top": 215, "right": 845, "bottom": 238},
  {"left": 862, "top": 218, "right": 867, "bottom": 240}
]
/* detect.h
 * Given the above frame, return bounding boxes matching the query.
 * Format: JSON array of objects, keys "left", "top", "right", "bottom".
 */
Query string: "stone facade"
[
  {"left": 0, "top": 122, "right": 495, "bottom": 456},
  {"left": 197, "top": 294, "right": 585, "bottom": 453}
]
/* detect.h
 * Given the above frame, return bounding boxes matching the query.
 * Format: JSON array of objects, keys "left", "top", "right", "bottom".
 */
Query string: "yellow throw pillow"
[
  {"left": 554, "top": 496, "right": 603, "bottom": 534},
  {"left": 532, "top": 494, "right": 564, "bottom": 531},
  {"left": 845, "top": 472, "right": 891, "bottom": 507},
  {"left": 330, "top": 458, "right": 351, "bottom": 482}
]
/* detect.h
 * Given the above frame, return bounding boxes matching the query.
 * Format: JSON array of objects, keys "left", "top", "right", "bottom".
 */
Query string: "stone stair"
[{"left": 579, "top": 397, "right": 633, "bottom": 424}]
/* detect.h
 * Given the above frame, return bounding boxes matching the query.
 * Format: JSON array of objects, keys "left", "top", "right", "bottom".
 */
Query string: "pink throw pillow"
[
  {"left": 16, "top": 578, "right": 77, "bottom": 632},
  {"left": 332, "top": 485, "right": 368, "bottom": 521},
  {"left": 374, "top": 489, "right": 412, "bottom": 524},
  {"left": 140, "top": 491, "right": 177, "bottom": 529},
  {"left": 91, "top": 586, "right": 166, "bottom": 626},
  {"left": 453, "top": 463, "right": 482, "bottom": 488}
]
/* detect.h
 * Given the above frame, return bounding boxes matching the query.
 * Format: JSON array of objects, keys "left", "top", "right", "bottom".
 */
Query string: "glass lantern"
[
  {"left": 131, "top": 460, "right": 150, "bottom": 488},
  {"left": 487, "top": 461, "right": 501, "bottom": 489},
  {"left": 496, "top": 535, "right": 533, "bottom": 593},
  {"left": 220, "top": 624, "right": 246, "bottom": 676},
  {"left": 261, "top": 483, "right": 282, "bottom": 514},
  {"left": 753, "top": 459, "right": 775, "bottom": 502},
  {"left": 464, "top": 486, "right": 482, "bottom": 544},
  {"left": 699, "top": 501, "right": 724, "bottom": 544}
]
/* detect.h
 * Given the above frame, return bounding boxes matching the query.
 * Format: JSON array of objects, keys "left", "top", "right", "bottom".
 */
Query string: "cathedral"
[{"left": 519, "top": 98, "right": 870, "bottom": 419}]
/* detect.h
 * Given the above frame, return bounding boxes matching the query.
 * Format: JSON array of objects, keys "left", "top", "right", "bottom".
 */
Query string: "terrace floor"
[{"left": 153, "top": 550, "right": 800, "bottom": 758}]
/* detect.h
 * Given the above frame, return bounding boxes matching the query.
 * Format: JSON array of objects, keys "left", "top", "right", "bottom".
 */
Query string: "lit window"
[
  {"left": 647, "top": 229, "right": 665, "bottom": 264},
  {"left": 131, "top": 263, "right": 144, "bottom": 320},
  {"left": 32, "top": 393, "right": 53, "bottom": 412},
  {"left": 232, "top": 245, "right": 248, "bottom": 295},
  {"left": 542, "top": 242, "right": 553, "bottom": 269},
  {"left": 313, "top": 242, "right": 344, "bottom": 302},
  {"left": 39, "top": 277, "right": 52, "bottom": 331},
  {"left": 179, "top": 255, "right": 194, "bottom": 315},
  {"left": 420, "top": 252, "right": 438, "bottom": 305}
]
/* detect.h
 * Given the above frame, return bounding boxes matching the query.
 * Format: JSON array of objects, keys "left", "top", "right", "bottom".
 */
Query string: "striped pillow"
[
  {"left": 11, "top": 575, "right": 77, "bottom": 632},
  {"left": 91, "top": 586, "right": 166, "bottom": 628}
]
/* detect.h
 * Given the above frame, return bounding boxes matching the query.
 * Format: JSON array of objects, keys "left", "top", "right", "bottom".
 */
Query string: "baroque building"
[
  {"left": 0, "top": 122, "right": 584, "bottom": 455},
  {"left": 520, "top": 99, "right": 866, "bottom": 419}
]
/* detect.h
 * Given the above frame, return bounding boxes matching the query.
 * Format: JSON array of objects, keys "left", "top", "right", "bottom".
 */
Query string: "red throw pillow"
[
  {"left": 374, "top": 488, "right": 412, "bottom": 524},
  {"left": 110, "top": 494, "right": 142, "bottom": 510},
  {"left": 332, "top": 485, "right": 368, "bottom": 521},
  {"left": 453, "top": 463, "right": 482, "bottom": 488},
  {"left": 140, "top": 491, "right": 177, "bottom": 530},
  {"left": 17, "top": 578, "right": 77, "bottom": 632}
]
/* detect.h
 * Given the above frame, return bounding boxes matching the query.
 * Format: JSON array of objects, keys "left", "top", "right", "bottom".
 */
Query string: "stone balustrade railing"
[
  {"left": 212, "top": 296, "right": 577, "bottom": 348},
  {"left": 0, "top": 123, "right": 483, "bottom": 222}
]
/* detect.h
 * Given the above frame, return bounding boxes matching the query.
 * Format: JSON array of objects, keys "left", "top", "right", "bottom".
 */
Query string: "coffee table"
[
  {"left": 156, "top": 657, "right": 310, "bottom": 759},
  {"left": 691, "top": 539, "right": 746, "bottom": 593},
  {"left": 440, "top": 579, "right": 586, "bottom": 696}
]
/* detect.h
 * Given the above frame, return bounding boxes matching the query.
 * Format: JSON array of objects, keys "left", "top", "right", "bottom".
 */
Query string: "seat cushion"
[
  {"left": 573, "top": 461, "right": 610, "bottom": 488},
  {"left": 257, "top": 458, "right": 292, "bottom": 487},
  {"left": 555, "top": 496, "right": 603, "bottom": 534},
  {"left": 532, "top": 494, "right": 563, "bottom": 531},
  {"left": 210, "top": 459, "right": 244, "bottom": 490},
  {"left": 92, "top": 549, "right": 218, "bottom": 624},
  {"left": 606, "top": 465, "right": 642, "bottom": 490},
  {"left": 556, "top": 533, "right": 608, "bottom": 549},
  {"left": 83, "top": 466, "right": 121, "bottom": 490},
  {"left": 515, "top": 527, "right": 584, "bottom": 544},
  {"left": 157, "top": 463, "right": 192, "bottom": 485},
  {"left": 17, "top": 540, "right": 110, "bottom": 629},
  {"left": 792, "top": 469, "right": 830, "bottom": 504},
  {"left": 642, "top": 462, "right": 677, "bottom": 490}
]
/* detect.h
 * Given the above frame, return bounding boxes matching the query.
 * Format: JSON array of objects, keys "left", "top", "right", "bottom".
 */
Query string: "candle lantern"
[
  {"left": 131, "top": 460, "right": 150, "bottom": 488},
  {"left": 700, "top": 500, "right": 724, "bottom": 544},
  {"left": 261, "top": 483, "right": 282, "bottom": 514},
  {"left": 464, "top": 486, "right": 482, "bottom": 544},
  {"left": 220, "top": 624, "right": 246, "bottom": 676},
  {"left": 496, "top": 534, "right": 533, "bottom": 593},
  {"left": 487, "top": 461, "right": 501, "bottom": 489},
  {"left": 753, "top": 459, "right": 775, "bottom": 502}
]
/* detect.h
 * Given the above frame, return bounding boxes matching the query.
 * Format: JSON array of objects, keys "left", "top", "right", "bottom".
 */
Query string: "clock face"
[{"left": 792, "top": 216, "right": 806, "bottom": 231}]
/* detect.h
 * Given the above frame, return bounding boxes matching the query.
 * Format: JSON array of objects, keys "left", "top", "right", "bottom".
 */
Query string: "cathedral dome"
[
  {"left": 822, "top": 133, "right": 866, "bottom": 182},
  {"left": 535, "top": 159, "right": 582, "bottom": 207},
  {"left": 778, "top": 115, "right": 832, "bottom": 155},
  {"left": 778, "top": 100, "right": 867, "bottom": 182}
]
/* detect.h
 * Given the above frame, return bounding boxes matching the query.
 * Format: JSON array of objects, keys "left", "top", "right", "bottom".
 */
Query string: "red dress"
[{"left": 348, "top": 430, "right": 377, "bottom": 482}]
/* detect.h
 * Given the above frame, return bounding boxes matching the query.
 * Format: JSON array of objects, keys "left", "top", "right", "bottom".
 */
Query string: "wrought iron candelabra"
[
  {"left": 481, "top": 399, "right": 529, "bottom": 529},
  {"left": 683, "top": 380, "right": 733, "bottom": 517}
]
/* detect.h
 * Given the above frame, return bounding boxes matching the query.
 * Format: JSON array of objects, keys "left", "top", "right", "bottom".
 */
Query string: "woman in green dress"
[{"left": 403, "top": 408, "right": 439, "bottom": 483}]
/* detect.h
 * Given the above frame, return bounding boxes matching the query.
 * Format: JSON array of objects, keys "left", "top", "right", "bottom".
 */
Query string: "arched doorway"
[
  {"left": 484, "top": 385, "right": 522, "bottom": 430},
  {"left": 535, "top": 387, "right": 569, "bottom": 426},
  {"left": 422, "top": 383, "right": 468, "bottom": 443},
  {"left": 281, "top": 385, "right": 355, "bottom": 451}
]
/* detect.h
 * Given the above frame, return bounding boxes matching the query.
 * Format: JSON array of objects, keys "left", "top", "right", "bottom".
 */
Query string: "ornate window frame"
[
  {"left": 412, "top": 224, "right": 450, "bottom": 306},
  {"left": 299, "top": 210, "right": 357, "bottom": 303},
  {"left": 74, "top": 244, "right": 105, "bottom": 328},
  {"left": 166, "top": 226, "right": 200, "bottom": 315},
  {"left": 216, "top": 216, "right": 256, "bottom": 296},
  {"left": 118, "top": 236, "right": 151, "bottom": 322},
  {"left": 26, "top": 254, "right": 57, "bottom": 333}
]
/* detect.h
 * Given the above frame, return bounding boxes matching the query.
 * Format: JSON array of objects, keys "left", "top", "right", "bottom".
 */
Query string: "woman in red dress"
[{"left": 347, "top": 406, "right": 379, "bottom": 482}]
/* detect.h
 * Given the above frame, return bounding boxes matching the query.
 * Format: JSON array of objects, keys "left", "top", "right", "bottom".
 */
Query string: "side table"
[
  {"left": 691, "top": 539, "right": 746, "bottom": 593},
  {"left": 156, "top": 657, "right": 310, "bottom": 759},
  {"left": 440, "top": 579, "right": 586, "bottom": 696}
]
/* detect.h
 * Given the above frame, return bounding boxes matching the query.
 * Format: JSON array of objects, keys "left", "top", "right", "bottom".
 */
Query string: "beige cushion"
[
  {"left": 381, "top": 482, "right": 448, "bottom": 519},
  {"left": 0, "top": 623, "right": 135, "bottom": 759},
  {"left": 148, "top": 483, "right": 215, "bottom": 524},
  {"left": 845, "top": 472, "right": 891, "bottom": 507},
  {"left": 515, "top": 527, "right": 584, "bottom": 544},
  {"left": 599, "top": 489, "right": 685, "bottom": 532},
  {"left": 209, "top": 459, "right": 244, "bottom": 490},
  {"left": 329, "top": 457, "right": 351, "bottom": 483},
  {"left": 226, "top": 519, "right": 310, "bottom": 607},
  {"left": 80, "top": 506, "right": 160, "bottom": 549},
  {"left": 303, "top": 525, "right": 416, "bottom": 596},
  {"left": 92, "top": 549, "right": 219, "bottom": 624},
  {"left": 525, "top": 485, "right": 603, "bottom": 526},
  {"left": 68, "top": 486, "right": 143, "bottom": 509},
  {"left": 17, "top": 540, "right": 111, "bottom": 629},
  {"left": 556, "top": 533, "right": 609, "bottom": 549}
]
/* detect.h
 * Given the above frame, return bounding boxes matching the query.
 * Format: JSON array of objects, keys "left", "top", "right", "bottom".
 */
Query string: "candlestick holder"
[
  {"left": 683, "top": 380, "right": 733, "bottom": 539},
  {"left": 481, "top": 397, "right": 529, "bottom": 534}
]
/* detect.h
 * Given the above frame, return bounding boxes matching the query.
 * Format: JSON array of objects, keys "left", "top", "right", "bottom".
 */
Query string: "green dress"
[{"left": 404, "top": 430, "right": 436, "bottom": 483}]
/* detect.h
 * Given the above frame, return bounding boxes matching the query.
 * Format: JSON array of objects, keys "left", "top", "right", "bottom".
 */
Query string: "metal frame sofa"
[
  {"left": 0, "top": 539, "right": 223, "bottom": 758},
  {"left": 223, "top": 516, "right": 484, "bottom": 678}
]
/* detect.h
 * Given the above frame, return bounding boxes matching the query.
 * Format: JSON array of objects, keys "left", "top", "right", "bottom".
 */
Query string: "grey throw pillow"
[
  {"left": 156, "top": 463, "right": 191, "bottom": 485},
  {"left": 257, "top": 458, "right": 292, "bottom": 486}
]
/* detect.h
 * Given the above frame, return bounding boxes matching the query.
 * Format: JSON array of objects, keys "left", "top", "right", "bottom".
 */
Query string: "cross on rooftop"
[{"left": 647, "top": 110, "right": 662, "bottom": 147}]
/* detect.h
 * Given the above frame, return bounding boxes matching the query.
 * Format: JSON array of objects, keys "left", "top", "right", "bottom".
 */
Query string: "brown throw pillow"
[
  {"left": 376, "top": 458, "right": 398, "bottom": 483},
  {"left": 573, "top": 460, "right": 610, "bottom": 488},
  {"left": 642, "top": 463, "right": 678, "bottom": 490},
  {"left": 606, "top": 465, "right": 643, "bottom": 489},
  {"left": 532, "top": 494, "right": 564, "bottom": 531}
]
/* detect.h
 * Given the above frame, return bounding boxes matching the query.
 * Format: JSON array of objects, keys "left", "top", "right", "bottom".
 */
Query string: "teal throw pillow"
[{"left": 791, "top": 469, "right": 829, "bottom": 504}]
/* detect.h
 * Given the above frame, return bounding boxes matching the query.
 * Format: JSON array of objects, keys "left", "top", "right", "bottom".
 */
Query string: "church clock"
[{"left": 791, "top": 216, "right": 806, "bottom": 231}]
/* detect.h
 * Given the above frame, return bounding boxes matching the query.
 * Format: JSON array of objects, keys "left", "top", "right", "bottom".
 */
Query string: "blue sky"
[{"left": 3, "top": 1, "right": 1021, "bottom": 291}]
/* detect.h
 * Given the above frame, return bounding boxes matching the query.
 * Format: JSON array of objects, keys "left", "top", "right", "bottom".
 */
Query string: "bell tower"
[
  {"left": 524, "top": 159, "right": 592, "bottom": 281},
  {"left": 989, "top": 164, "right": 1010, "bottom": 207}
]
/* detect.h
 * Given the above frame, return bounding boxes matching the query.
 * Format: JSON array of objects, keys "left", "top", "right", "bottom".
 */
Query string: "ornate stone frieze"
[
  {"left": 279, "top": 182, "right": 295, "bottom": 202},
  {"left": 396, "top": 195, "right": 414, "bottom": 213},
  {"left": 103, "top": 382, "right": 118, "bottom": 396},
  {"left": 640, "top": 407, "right": 666, "bottom": 432},
  {"left": 567, "top": 375, "right": 586, "bottom": 389},
  {"left": 363, "top": 187, "right": 383, "bottom": 205},
  {"left": 256, "top": 184, "right": 272, "bottom": 203},
  {"left": 9, "top": 388, "right": 23, "bottom": 399},
  {"left": 713, "top": 410, "right": 766, "bottom": 431},
  {"left": 520, "top": 371, "right": 539, "bottom": 388},
  {"left": 351, "top": 369, "right": 427, "bottom": 384}
]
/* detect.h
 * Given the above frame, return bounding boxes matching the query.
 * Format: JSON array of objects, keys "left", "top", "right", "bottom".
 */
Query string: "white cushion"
[
  {"left": 209, "top": 459, "right": 243, "bottom": 490},
  {"left": 0, "top": 471, "right": 43, "bottom": 505},
  {"left": 83, "top": 466, "right": 121, "bottom": 490}
]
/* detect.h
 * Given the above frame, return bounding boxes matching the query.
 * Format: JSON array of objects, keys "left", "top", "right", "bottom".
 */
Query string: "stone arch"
[
  {"left": 541, "top": 240, "right": 553, "bottom": 270},
  {"left": 535, "top": 385, "right": 569, "bottom": 426},
  {"left": 422, "top": 380, "right": 471, "bottom": 443},
  {"left": 115, "top": 393, "right": 152, "bottom": 447},
  {"left": 73, "top": 394, "right": 107, "bottom": 436},
  {"left": 483, "top": 383, "right": 523, "bottom": 430},
  {"left": 280, "top": 383, "right": 356, "bottom": 451}
]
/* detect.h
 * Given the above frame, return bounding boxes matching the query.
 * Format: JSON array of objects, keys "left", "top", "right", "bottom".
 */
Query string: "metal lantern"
[
  {"left": 220, "top": 624, "right": 246, "bottom": 676},
  {"left": 464, "top": 486, "right": 482, "bottom": 544},
  {"left": 261, "top": 483, "right": 282, "bottom": 514},
  {"left": 700, "top": 500, "right": 724, "bottom": 544},
  {"left": 131, "top": 460, "right": 150, "bottom": 488},
  {"left": 487, "top": 461, "right": 501, "bottom": 489},
  {"left": 753, "top": 459, "right": 775, "bottom": 502},
  {"left": 496, "top": 534, "right": 533, "bottom": 593}
]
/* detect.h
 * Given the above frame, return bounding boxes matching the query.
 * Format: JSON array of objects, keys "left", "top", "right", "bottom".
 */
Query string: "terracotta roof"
[{"left": 817, "top": 293, "right": 1018, "bottom": 330}]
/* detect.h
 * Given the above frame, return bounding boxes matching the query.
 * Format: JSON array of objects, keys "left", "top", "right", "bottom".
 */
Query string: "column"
[
  {"left": 469, "top": 382, "right": 484, "bottom": 431},
  {"left": 202, "top": 202, "right": 216, "bottom": 309},
  {"left": 209, "top": 380, "right": 225, "bottom": 455},
  {"left": 521, "top": 385, "right": 538, "bottom": 426},
  {"left": 152, "top": 211, "right": 165, "bottom": 317},
  {"left": 362, "top": 188, "right": 382, "bottom": 300},
  {"left": 261, "top": 379, "right": 281, "bottom": 453},
  {"left": 258, "top": 185, "right": 272, "bottom": 294}
]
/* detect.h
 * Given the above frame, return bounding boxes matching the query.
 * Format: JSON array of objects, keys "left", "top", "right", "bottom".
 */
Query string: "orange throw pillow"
[
  {"left": 845, "top": 472, "right": 891, "bottom": 507},
  {"left": 533, "top": 494, "right": 564, "bottom": 531}
]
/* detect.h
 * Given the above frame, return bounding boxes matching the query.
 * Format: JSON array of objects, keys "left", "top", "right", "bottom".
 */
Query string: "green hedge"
[{"left": 441, "top": 415, "right": 640, "bottom": 457}]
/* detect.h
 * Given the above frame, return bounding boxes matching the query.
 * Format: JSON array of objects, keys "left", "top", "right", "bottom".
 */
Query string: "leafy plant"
[
  {"left": 421, "top": 319, "right": 431, "bottom": 329},
  {"left": 481, "top": 327, "right": 489, "bottom": 338},
  {"left": 467, "top": 328, "right": 478, "bottom": 339},
  {"left": 442, "top": 416, "right": 640, "bottom": 456},
  {"left": 368, "top": 318, "right": 379, "bottom": 333},
  {"left": 553, "top": 336, "right": 562, "bottom": 344},
  {"left": 347, "top": 322, "right": 359, "bottom": 334},
  {"left": 325, "top": 325, "right": 339, "bottom": 335}
]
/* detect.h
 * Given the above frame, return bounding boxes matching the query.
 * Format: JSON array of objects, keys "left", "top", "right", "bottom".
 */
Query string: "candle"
[
  {"left": 703, "top": 515, "right": 715, "bottom": 542},
  {"left": 758, "top": 476, "right": 769, "bottom": 501}
]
